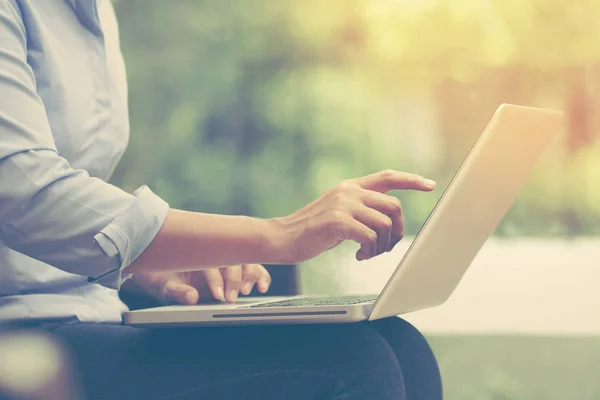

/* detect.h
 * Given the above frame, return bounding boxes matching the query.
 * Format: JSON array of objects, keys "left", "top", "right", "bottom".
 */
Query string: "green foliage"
[
  {"left": 428, "top": 335, "right": 600, "bottom": 400},
  {"left": 111, "top": 0, "right": 600, "bottom": 238}
]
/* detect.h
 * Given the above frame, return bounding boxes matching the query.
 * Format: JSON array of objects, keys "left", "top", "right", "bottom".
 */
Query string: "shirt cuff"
[{"left": 88, "top": 185, "right": 169, "bottom": 290}]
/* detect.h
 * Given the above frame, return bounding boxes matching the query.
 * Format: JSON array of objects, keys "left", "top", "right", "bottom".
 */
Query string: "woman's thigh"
[{"left": 44, "top": 318, "right": 438, "bottom": 400}]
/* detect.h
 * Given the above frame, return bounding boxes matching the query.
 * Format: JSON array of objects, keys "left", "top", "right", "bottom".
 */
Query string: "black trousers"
[{"left": 40, "top": 317, "right": 442, "bottom": 400}]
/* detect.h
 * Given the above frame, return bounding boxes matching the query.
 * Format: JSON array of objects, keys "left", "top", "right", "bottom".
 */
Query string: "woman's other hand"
[{"left": 127, "top": 264, "right": 272, "bottom": 305}]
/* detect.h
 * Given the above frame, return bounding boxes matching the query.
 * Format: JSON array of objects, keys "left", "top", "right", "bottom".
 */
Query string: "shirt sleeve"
[{"left": 0, "top": 1, "right": 169, "bottom": 289}]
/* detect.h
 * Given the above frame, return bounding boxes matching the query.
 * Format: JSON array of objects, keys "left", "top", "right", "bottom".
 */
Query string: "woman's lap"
[{"left": 42, "top": 318, "right": 441, "bottom": 400}]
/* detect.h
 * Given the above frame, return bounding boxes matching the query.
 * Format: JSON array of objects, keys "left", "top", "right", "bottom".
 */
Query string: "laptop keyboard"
[{"left": 248, "top": 295, "right": 377, "bottom": 308}]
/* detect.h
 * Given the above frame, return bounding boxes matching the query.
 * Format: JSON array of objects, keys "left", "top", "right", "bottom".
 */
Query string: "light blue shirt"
[{"left": 0, "top": 0, "right": 169, "bottom": 325}]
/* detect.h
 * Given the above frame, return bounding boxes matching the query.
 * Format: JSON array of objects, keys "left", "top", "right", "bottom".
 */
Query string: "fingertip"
[
  {"left": 258, "top": 279, "right": 270, "bottom": 293},
  {"left": 423, "top": 179, "right": 436, "bottom": 190},
  {"left": 226, "top": 289, "right": 239, "bottom": 304},
  {"left": 213, "top": 286, "right": 225, "bottom": 301},
  {"left": 240, "top": 282, "right": 253, "bottom": 296},
  {"left": 184, "top": 290, "right": 198, "bottom": 305}
]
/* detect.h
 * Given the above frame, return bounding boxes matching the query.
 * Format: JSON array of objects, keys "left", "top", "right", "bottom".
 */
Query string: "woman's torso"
[{"left": 0, "top": 0, "right": 130, "bottom": 325}]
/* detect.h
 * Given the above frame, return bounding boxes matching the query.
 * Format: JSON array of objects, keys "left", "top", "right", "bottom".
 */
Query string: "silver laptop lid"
[{"left": 368, "top": 104, "right": 564, "bottom": 321}]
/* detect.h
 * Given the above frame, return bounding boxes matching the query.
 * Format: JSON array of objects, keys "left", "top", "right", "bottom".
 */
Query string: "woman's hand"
[
  {"left": 274, "top": 169, "right": 436, "bottom": 263},
  {"left": 127, "top": 264, "right": 272, "bottom": 305}
]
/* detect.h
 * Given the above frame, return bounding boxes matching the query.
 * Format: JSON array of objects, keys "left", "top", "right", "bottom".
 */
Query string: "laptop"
[{"left": 124, "top": 104, "right": 564, "bottom": 328}]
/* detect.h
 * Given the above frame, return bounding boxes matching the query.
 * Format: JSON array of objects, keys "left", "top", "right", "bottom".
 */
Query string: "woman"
[{"left": 0, "top": 1, "right": 443, "bottom": 399}]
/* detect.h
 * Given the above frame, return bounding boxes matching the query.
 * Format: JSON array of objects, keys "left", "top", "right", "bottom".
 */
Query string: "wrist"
[
  {"left": 262, "top": 217, "right": 294, "bottom": 264},
  {"left": 119, "top": 271, "right": 166, "bottom": 309}
]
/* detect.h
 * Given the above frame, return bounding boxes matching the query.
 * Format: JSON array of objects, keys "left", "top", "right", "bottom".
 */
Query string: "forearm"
[{"left": 125, "top": 209, "right": 287, "bottom": 274}]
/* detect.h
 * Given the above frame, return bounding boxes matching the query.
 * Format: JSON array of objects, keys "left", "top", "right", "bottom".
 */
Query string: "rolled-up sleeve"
[{"left": 0, "top": 1, "right": 169, "bottom": 289}]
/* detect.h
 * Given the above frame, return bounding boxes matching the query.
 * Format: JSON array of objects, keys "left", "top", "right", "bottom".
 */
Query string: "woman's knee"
[
  {"left": 371, "top": 317, "right": 443, "bottom": 400},
  {"left": 371, "top": 317, "right": 436, "bottom": 356}
]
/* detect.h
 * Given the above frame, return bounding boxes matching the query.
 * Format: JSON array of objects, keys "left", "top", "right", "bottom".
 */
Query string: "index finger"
[
  {"left": 354, "top": 170, "right": 436, "bottom": 193},
  {"left": 222, "top": 266, "right": 243, "bottom": 304},
  {"left": 202, "top": 269, "right": 225, "bottom": 301}
]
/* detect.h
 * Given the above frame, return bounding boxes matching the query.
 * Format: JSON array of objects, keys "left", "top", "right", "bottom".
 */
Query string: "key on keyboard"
[{"left": 248, "top": 295, "right": 377, "bottom": 308}]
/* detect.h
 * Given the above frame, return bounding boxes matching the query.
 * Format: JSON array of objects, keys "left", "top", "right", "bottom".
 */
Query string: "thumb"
[{"left": 163, "top": 280, "right": 199, "bottom": 305}]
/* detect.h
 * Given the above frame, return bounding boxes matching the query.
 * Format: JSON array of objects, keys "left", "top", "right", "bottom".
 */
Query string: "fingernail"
[
  {"left": 424, "top": 179, "right": 436, "bottom": 189},
  {"left": 185, "top": 291, "right": 196, "bottom": 304},
  {"left": 227, "top": 289, "right": 238, "bottom": 303},
  {"left": 215, "top": 286, "right": 225, "bottom": 301}
]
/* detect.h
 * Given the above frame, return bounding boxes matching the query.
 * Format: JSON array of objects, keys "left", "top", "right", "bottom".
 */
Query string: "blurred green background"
[{"left": 111, "top": 0, "right": 600, "bottom": 399}]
